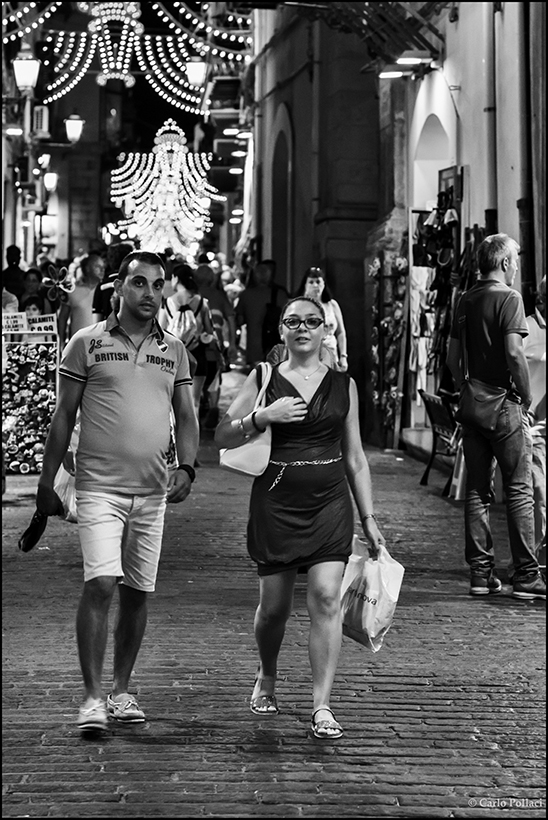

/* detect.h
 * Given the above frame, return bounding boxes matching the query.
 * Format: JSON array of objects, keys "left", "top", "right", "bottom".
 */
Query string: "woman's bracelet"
[
  {"left": 251, "top": 411, "right": 267, "bottom": 433},
  {"left": 361, "top": 513, "right": 377, "bottom": 525},
  {"left": 340, "top": 353, "right": 348, "bottom": 360},
  {"left": 237, "top": 417, "right": 251, "bottom": 440}
]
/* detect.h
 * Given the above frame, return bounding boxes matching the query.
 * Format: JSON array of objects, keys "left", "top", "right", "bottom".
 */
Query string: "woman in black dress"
[{"left": 215, "top": 296, "right": 385, "bottom": 738}]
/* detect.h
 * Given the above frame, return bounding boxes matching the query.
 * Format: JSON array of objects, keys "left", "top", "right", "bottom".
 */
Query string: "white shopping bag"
[
  {"left": 340, "top": 536, "right": 404, "bottom": 652},
  {"left": 53, "top": 464, "right": 77, "bottom": 523}
]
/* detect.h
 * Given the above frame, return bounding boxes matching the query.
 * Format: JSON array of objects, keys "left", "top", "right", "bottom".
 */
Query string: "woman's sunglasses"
[{"left": 281, "top": 316, "right": 324, "bottom": 330}]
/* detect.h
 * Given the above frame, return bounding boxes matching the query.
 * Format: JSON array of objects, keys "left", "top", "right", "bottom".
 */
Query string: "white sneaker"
[
  {"left": 107, "top": 693, "right": 146, "bottom": 722},
  {"left": 77, "top": 698, "right": 108, "bottom": 732}
]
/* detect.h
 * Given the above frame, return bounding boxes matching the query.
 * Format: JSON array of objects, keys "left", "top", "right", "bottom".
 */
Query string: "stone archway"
[{"left": 413, "top": 113, "right": 451, "bottom": 209}]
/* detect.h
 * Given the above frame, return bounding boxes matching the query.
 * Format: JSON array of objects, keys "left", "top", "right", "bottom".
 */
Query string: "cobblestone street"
[{"left": 2, "top": 375, "right": 546, "bottom": 817}]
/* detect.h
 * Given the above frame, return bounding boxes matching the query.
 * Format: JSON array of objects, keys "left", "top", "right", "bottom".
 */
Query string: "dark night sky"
[
  {"left": 130, "top": 76, "right": 201, "bottom": 153},
  {"left": 129, "top": 3, "right": 203, "bottom": 151}
]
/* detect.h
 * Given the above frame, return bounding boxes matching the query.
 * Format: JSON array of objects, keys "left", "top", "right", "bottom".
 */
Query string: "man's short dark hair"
[
  {"left": 6, "top": 245, "right": 21, "bottom": 263},
  {"left": 117, "top": 251, "right": 166, "bottom": 281}
]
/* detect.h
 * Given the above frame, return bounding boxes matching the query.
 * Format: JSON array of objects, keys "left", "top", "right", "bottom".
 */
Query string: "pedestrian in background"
[
  {"left": 193, "top": 262, "right": 238, "bottom": 428},
  {"left": 295, "top": 266, "right": 349, "bottom": 371},
  {"left": 18, "top": 268, "right": 53, "bottom": 315},
  {"left": 36, "top": 250, "right": 199, "bottom": 734},
  {"left": 235, "top": 259, "right": 289, "bottom": 369},
  {"left": 2, "top": 244, "right": 26, "bottom": 299},
  {"left": 57, "top": 253, "right": 105, "bottom": 344},
  {"left": 447, "top": 233, "right": 546, "bottom": 600},
  {"left": 92, "top": 242, "right": 134, "bottom": 322},
  {"left": 215, "top": 296, "right": 385, "bottom": 739}
]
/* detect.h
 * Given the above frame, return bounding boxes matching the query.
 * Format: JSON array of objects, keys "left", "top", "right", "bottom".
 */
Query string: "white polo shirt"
[{"left": 59, "top": 314, "right": 192, "bottom": 495}]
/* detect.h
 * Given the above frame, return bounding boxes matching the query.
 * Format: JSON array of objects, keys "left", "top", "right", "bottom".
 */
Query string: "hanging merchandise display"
[
  {"left": 367, "top": 251, "right": 409, "bottom": 446},
  {"left": 2, "top": 313, "right": 59, "bottom": 476}
]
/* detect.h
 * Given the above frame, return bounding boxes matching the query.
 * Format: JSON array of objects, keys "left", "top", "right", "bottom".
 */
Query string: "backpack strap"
[{"left": 162, "top": 296, "right": 174, "bottom": 320}]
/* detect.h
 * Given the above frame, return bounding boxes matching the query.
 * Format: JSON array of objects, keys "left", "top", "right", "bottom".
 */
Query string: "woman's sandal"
[
  {"left": 311, "top": 707, "right": 343, "bottom": 739},
  {"left": 250, "top": 668, "right": 279, "bottom": 716}
]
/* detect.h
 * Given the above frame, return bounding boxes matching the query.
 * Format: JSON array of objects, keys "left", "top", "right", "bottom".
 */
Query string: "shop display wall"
[{"left": 2, "top": 337, "right": 58, "bottom": 475}]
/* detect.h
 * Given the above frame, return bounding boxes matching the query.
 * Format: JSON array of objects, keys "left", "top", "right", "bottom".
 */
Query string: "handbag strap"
[{"left": 254, "top": 361, "right": 272, "bottom": 410}]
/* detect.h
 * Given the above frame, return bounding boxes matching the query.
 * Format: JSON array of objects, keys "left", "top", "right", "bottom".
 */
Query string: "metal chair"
[{"left": 418, "top": 389, "right": 460, "bottom": 496}]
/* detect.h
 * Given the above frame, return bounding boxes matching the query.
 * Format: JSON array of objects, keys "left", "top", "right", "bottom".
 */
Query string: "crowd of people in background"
[{"left": 2, "top": 240, "right": 352, "bottom": 433}]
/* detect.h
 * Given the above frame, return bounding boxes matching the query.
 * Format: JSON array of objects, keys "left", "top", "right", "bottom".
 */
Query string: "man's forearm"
[
  {"left": 39, "top": 410, "right": 77, "bottom": 486},
  {"left": 507, "top": 349, "right": 532, "bottom": 406}
]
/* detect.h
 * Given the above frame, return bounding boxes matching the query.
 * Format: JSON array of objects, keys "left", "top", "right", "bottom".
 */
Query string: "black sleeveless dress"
[{"left": 247, "top": 364, "right": 354, "bottom": 575}]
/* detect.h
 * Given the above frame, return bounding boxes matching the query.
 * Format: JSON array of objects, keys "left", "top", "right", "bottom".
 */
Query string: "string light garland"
[
  {"left": 110, "top": 118, "right": 225, "bottom": 255},
  {"left": 2, "top": 2, "right": 62, "bottom": 44},
  {"left": 151, "top": 3, "right": 250, "bottom": 60},
  {"left": 7, "top": 1, "right": 252, "bottom": 109}
]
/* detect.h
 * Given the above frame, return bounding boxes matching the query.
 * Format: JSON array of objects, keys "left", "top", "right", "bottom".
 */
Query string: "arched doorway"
[
  {"left": 271, "top": 131, "right": 290, "bottom": 285},
  {"left": 413, "top": 114, "right": 450, "bottom": 209}
]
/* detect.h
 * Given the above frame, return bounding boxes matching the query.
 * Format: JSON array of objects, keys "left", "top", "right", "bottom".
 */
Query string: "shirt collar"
[{"left": 106, "top": 312, "right": 166, "bottom": 342}]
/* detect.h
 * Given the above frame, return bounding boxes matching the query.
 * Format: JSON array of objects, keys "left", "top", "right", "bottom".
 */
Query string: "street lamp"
[
  {"left": 43, "top": 172, "right": 58, "bottom": 193},
  {"left": 11, "top": 42, "right": 41, "bottom": 147},
  {"left": 64, "top": 113, "right": 85, "bottom": 144},
  {"left": 12, "top": 42, "right": 41, "bottom": 96},
  {"left": 185, "top": 57, "right": 209, "bottom": 87}
]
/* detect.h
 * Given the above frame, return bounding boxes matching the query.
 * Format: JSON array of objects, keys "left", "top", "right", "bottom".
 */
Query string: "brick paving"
[{"left": 2, "top": 370, "right": 546, "bottom": 818}]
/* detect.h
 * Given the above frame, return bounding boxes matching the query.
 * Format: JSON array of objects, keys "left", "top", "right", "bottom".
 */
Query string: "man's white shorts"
[{"left": 76, "top": 491, "right": 167, "bottom": 592}]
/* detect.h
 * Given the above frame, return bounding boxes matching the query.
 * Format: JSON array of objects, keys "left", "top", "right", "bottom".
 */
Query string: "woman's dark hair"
[
  {"left": 294, "top": 266, "right": 333, "bottom": 302},
  {"left": 117, "top": 251, "right": 166, "bottom": 281},
  {"left": 173, "top": 263, "right": 198, "bottom": 293},
  {"left": 280, "top": 296, "right": 325, "bottom": 322},
  {"left": 23, "top": 295, "right": 44, "bottom": 311}
]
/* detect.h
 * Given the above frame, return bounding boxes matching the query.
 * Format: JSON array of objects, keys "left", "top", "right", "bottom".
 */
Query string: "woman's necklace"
[{"left": 290, "top": 363, "right": 323, "bottom": 381}]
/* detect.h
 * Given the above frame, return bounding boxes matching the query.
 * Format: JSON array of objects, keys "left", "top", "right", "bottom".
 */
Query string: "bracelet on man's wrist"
[
  {"left": 251, "top": 411, "right": 267, "bottom": 433},
  {"left": 176, "top": 463, "right": 196, "bottom": 483},
  {"left": 340, "top": 354, "right": 348, "bottom": 359},
  {"left": 361, "top": 513, "right": 376, "bottom": 524}
]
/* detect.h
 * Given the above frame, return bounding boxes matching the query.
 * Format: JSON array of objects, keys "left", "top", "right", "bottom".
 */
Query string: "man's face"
[{"left": 115, "top": 261, "right": 165, "bottom": 321}]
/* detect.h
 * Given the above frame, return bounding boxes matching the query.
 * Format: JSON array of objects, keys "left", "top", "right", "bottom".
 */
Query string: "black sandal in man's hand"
[{"left": 18, "top": 509, "right": 48, "bottom": 552}]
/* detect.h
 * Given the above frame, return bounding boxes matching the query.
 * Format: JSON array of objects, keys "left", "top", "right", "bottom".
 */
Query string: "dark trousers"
[{"left": 462, "top": 400, "right": 538, "bottom": 578}]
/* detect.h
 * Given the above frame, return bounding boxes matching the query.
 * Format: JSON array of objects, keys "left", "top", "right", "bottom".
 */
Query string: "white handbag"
[{"left": 219, "top": 362, "right": 272, "bottom": 477}]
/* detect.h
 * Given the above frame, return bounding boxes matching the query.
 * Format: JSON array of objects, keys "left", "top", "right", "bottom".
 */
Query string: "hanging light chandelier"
[{"left": 110, "top": 118, "right": 225, "bottom": 255}]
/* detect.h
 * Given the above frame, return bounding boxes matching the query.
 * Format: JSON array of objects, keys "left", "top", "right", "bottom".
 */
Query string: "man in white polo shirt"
[{"left": 36, "top": 251, "right": 199, "bottom": 733}]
